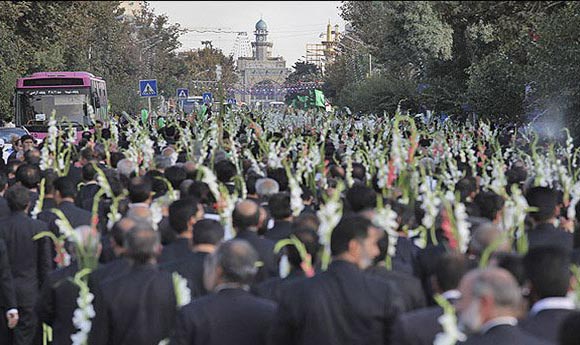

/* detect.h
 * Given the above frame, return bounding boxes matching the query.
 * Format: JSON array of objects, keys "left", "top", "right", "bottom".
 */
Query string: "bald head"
[
  {"left": 203, "top": 239, "right": 259, "bottom": 290},
  {"left": 232, "top": 199, "right": 260, "bottom": 231},
  {"left": 127, "top": 206, "right": 153, "bottom": 224},
  {"left": 125, "top": 222, "right": 160, "bottom": 264}
]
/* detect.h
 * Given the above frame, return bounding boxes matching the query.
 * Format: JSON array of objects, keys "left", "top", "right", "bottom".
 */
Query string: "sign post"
[
  {"left": 139, "top": 79, "right": 158, "bottom": 122},
  {"left": 177, "top": 88, "right": 189, "bottom": 115}
]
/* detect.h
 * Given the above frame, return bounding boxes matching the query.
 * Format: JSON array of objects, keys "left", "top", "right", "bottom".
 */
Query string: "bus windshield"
[{"left": 16, "top": 88, "right": 93, "bottom": 126}]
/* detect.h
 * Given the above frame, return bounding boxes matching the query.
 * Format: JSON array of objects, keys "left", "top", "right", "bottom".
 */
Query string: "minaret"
[{"left": 252, "top": 18, "right": 273, "bottom": 61}]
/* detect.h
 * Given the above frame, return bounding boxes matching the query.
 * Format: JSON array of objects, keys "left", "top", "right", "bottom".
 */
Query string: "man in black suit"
[
  {"left": 0, "top": 172, "right": 10, "bottom": 218},
  {"left": 89, "top": 221, "right": 177, "bottom": 345},
  {"left": 270, "top": 215, "right": 404, "bottom": 345},
  {"left": 525, "top": 186, "right": 573, "bottom": 251},
  {"left": 0, "top": 238, "right": 18, "bottom": 344},
  {"left": 519, "top": 246, "right": 575, "bottom": 343},
  {"left": 252, "top": 227, "right": 319, "bottom": 302},
  {"left": 170, "top": 239, "right": 277, "bottom": 345},
  {"left": 233, "top": 200, "right": 279, "bottom": 283},
  {"left": 264, "top": 192, "right": 293, "bottom": 243},
  {"left": 391, "top": 253, "right": 469, "bottom": 345},
  {"left": 75, "top": 162, "right": 101, "bottom": 211},
  {"left": 15, "top": 163, "right": 41, "bottom": 217},
  {"left": 0, "top": 185, "right": 52, "bottom": 345},
  {"left": 161, "top": 219, "right": 224, "bottom": 297},
  {"left": 39, "top": 176, "right": 92, "bottom": 231},
  {"left": 456, "top": 268, "right": 549, "bottom": 345},
  {"left": 36, "top": 225, "right": 100, "bottom": 345},
  {"left": 158, "top": 198, "right": 203, "bottom": 264}
]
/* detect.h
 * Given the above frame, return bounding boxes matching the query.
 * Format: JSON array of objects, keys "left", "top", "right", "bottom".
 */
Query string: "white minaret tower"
[{"left": 252, "top": 18, "right": 272, "bottom": 61}]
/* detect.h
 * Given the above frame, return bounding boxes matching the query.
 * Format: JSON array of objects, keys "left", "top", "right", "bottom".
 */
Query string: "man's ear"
[{"left": 348, "top": 238, "right": 360, "bottom": 256}]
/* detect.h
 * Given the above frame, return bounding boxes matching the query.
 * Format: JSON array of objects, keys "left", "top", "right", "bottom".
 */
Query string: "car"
[{"left": 0, "top": 126, "right": 30, "bottom": 163}]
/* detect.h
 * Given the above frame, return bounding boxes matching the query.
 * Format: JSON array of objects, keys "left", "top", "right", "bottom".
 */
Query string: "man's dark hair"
[
  {"left": 42, "top": 169, "right": 59, "bottom": 195},
  {"left": 245, "top": 174, "right": 260, "bottom": 195},
  {"left": 80, "top": 147, "right": 94, "bottom": 161},
  {"left": 24, "top": 149, "right": 41, "bottom": 165},
  {"left": 193, "top": 219, "right": 224, "bottom": 245},
  {"left": 232, "top": 199, "right": 260, "bottom": 230},
  {"left": 330, "top": 215, "right": 373, "bottom": 256},
  {"left": 525, "top": 186, "right": 559, "bottom": 222},
  {"left": 15, "top": 164, "right": 41, "bottom": 189},
  {"left": 82, "top": 161, "right": 98, "bottom": 182},
  {"left": 164, "top": 166, "right": 187, "bottom": 189},
  {"left": 5, "top": 184, "right": 30, "bottom": 212},
  {"left": 345, "top": 184, "right": 377, "bottom": 213},
  {"left": 292, "top": 213, "right": 320, "bottom": 232},
  {"left": 5, "top": 160, "right": 22, "bottom": 176},
  {"left": 506, "top": 165, "right": 527, "bottom": 187},
  {"left": 286, "top": 227, "right": 320, "bottom": 268},
  {"left": 168, "top": 198, "right": 199, "bottom": 234},
  {"left": 207, "top": 239, "right": 259, "bottom": 285},
  {"left": 494, "top": 252, "right": 526, "bottom": 287},
  {"left": 434, "top": 253, "right": 469, "bottom": 292},
  {"left": 125, "top": 222, "right": 160, "bottom": 264},
  {"left": 267, "top": 167, "right": 288, "bottom": 192},
  {"left": 474, "top": 191, "right": 505, "bottom": 222},
  {"left": 128, "top": 177, "right": 152, "bottom": 203},
  {"left": 110, "top": 152, "right": 125, "bottom": 169},
  {"left": 187, "top": 181, "right": 215, "bottom": 205},
  {"left": 455, "top": 176, "right": 477, "bottom": 203},
  {"left": 111, "top": 218, "right": 136, "bottom": 247},
  {"left": 20, "top": 134, "right": 34, "bottom": 144},
  {"left": 268, "top": 192, "right": 292, "bottom": 220},
  {"left": 352, "top": 162, "right": 366, "bottom": 182},
  {"left": 523, "top": 246, "right": 571, "bottom": 299},
  {"left": 54, "top": 176, "right": 77, "bottom": 199},
  {"left": 215, "top": 160, "right": 236, "bottom": 184},
  {"left": 0, "top": 171, "right": 7, "bottom": 193},
  {"left": 145, "top": 170, "right": 168, "bottom": 199}
]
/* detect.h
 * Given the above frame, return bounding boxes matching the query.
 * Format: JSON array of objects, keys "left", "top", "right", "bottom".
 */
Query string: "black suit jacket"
[
  {"left": 38, "top": 201, "right": 92, "bottom": 232},
  {"left": 264, "top": 220, "right": 293, "bottom": 243},
  {"left": 0, "top": 197, "right": 10, "bottom": 219},
  {"left": 160, "top": 251, "right": 208, "bottom": 297},
  {"left": 519, "top": 308, "right": 575, "bottom": 343},
  {"left": 89, "top": 263, "right": 177, "bottom": 345},
  {"left": 76, "top": 183, "right": 101, "bottom": 211},
  {"left": 159, "top": 238, "right": 194, "bottom": 264},
  {"left": 367, "top": 265, "right": 426, "bottom": 312},
  {"left": 0, "top": 239, "right": 16, "bottom": 311},
  {"left": 88, "top": 257, "right": 132, "bottom": 292},
  {"left": 158, "top": 216, "right": 177, "bottom": 245},
  {"left": 270, "top": 260, "right": 404, "bottom": 345},
  {"left": 461, "top": 324, "right": 551, "bottom": 345},
  {"left": 36, "top": 264, "right": 79, "bottom": 345},
  {"left": 527, "top": 223, "right": 573, "bottom": 251},
  {"left": 251, "top": 269, "right": 306, "bottom": 302},
  {"left": 236, "top": 230, "right": 279, "bottom": 283},
  {"left": 0, "top": 211, "right": 52, "bottom": 307},
  {"left": 170, "top": 288, "right": 276, "bottom": 345},
  {"left": 391, "top": 305, "right": 445, "bottom": 345}
]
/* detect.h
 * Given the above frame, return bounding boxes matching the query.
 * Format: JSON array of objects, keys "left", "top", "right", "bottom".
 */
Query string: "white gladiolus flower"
[
  {"left": 373, "top": 205, "right": 399, "bottom": 257},
  {"left": 173, "top": 272, "right": 192, "bottom": 308},
  {"left": 454, "top": 202, "right": 471, "bottom": 253}
]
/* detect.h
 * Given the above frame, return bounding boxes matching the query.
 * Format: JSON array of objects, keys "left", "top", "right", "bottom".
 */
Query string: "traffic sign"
[
  {"left": 139, "top": 79, "right": 158, "bottom": 97},
  {"left": 202, "top": 92, "right": 213, "bottom": 104},
  {"left": 227, "top": 98, "right": 236, "bottom": 104},
  {"left": 176, "top": 88, "right": 189, "bottom": 100}
]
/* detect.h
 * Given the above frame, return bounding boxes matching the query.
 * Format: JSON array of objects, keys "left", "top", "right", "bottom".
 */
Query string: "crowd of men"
[{"left": 0, "top": 118, "right": 579, "bottom": 345}]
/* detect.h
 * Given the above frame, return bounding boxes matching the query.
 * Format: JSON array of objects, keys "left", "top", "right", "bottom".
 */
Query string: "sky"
[{"left": 149, "top": 1, "right": 346, "bottom": 69}]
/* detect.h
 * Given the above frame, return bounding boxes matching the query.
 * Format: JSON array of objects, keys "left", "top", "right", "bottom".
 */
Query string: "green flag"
[
  {"left": 157, "top": 117, "right": 166, "bottom": 128},
  {"left": 141, "top": 109, "right": 149, "bottom": 124},
  {"left": 314, "top": 89, "right": 325, "bottom": 107}
]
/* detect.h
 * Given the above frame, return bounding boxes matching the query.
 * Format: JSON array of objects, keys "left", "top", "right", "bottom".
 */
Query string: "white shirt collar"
[
  {"left": 441, "top": 289, "right": 461, "bottom": 301},
  {"left": 480, "top": 316, "right": 518, "bottom": 334},
  {"left": 529, "top": 297, "right": 576, "bottom": 316}
]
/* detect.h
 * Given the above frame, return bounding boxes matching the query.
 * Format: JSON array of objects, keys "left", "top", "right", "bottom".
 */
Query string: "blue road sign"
[
  {"left": 202, "top": 92, "right": 213, "bottom": 104},
  {"left": 140, "top": 79, "right": 158, "bottom": 97},
  {"left": 176, "top": 88, "right": 189, "bottom": 100},
  {"left": 227, "top": 98, "right": 236, "bottom": 104}
]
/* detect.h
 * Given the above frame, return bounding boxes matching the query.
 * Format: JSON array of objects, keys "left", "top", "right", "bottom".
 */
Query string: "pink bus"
[{"left": 13, "top": 71, "right": 108, "bottom": 141}]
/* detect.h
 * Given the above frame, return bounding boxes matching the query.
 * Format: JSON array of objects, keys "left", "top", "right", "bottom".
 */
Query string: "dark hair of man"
[
  {"left": 208, "top": 239, "right": 259, "bottom": 285},
  {"left": 80, "top": 147, "right": 94, "bottom": 161},
  {"left": 525, "top": 186, "right": 558, "bottom": 222},
  {"left": 15, "top": 164, "right": 41, "bottom": 189},
  {"left": 164, "top": 166, "right": 187, "bottom": 190},
  {"left": 245, "top": 173, "right": 260, "bottom": 195},
  {"left": 494, "top": 252, "right": 527, "bottom": 287},
  {"left": 144, "top": 170, "right": 167, "bottom": 199},
  {"left": 128, "top": 176, "right": 152, "bottom": 203},
  {"left": 54, "top": 176, "right": 77, "bottom": 199},
  {"left": 292, "top": 213, "right": 320, "bottom": 232},
  {"left": 168, "top": 198, "right": 199, "bottom": 234},
  {"left": 434, "top": 253, "right": 469, "bottom": 292},
  {"left": 268, "top": 192, "right": 292, "bottom": 220},
  {"left": 82, "top": 161, "right": 98, "bottom": 182},
  {"left": 5, "top": 184, "right": 30, "bottom": 212},
  {"left": 41, "top": 170, "right": 58, "bottom": 195},
  {"left": 214, "top": 160, "right": 237, "bottom": 184},
  {"left": 474, "top": 191, "right": 505, "bottom": 221},
  {"left": 267, "top": 167, "right": 288, "bottom": 192},
  {"left": 193, "top": 219, "right": 225, "bottom": 245},
  {"left": 523, "top": 246, "right": 571, "bottom": 299},
  {"left": 506, "top": 165, "right": 527, "bottom": 187},
  {"left": 559, "top": 311, "right": 580, "bottom": 345},
  {"left": 24, "top": 149, "right": 41, "bottom": 165},
  {"left": 232, "top": 199, "right": 260, "bottom": 230},
  {"left": 20, "top": 134, "right": 34, "bottom": 144},
  {"left": 110, "top": 152, "right": 125, "bottom": 169},
  {"left": 287, "top": 227, "right": 320, "bottom": 268},
  {"left": 187, "top": 181, "right": 215, "bottom": 205},
  {"left": 352, "top": 162, "right": 366, "bottom": 182},
  {"left": 4, "top": 160, "right": 22, "bottom": 176},
  {"left": 125, "top": 222, "right": 160, "bottom": 264},
  {"left": 345, "top": 184, "right": 377, "bottom": 213},
  {"left": 455, "top": 176, "right": 477, "bottom": 203},
  {"left": 0, "top": 171, "right": 7, "bottom": 193},
  {"left": 330, "top": 215, "right": 373, "bottom": 256},
  {"left": 111, "top": 218, "right": 135, "bottom": 247}
]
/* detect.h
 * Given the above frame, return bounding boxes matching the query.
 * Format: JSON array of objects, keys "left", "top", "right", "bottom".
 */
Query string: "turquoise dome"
[{"left": 255, "top": 19, "right": 267, "bottom": 31}]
